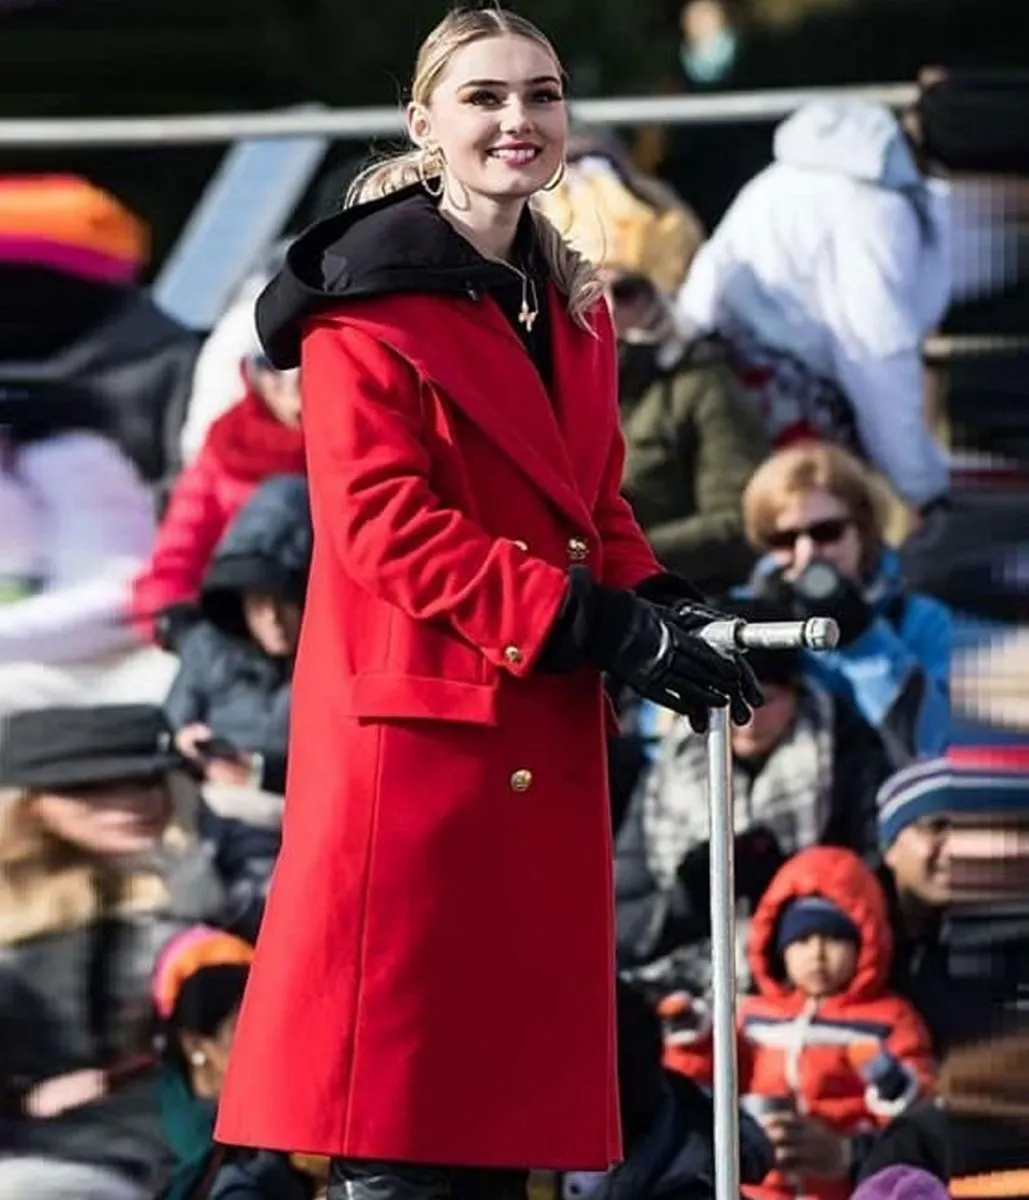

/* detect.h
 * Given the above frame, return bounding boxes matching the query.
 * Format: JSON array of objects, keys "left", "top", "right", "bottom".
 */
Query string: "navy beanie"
[
  {"left": 776, "top": 896, "right": 860, "bottom": 953},
  {"left": 877, "top": 756, "right": 1029, "bottom": 850}
]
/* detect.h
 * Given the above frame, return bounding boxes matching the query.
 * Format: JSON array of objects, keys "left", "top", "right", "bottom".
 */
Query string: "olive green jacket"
[{"left": 619, "top": 339, "right": 769, "bottom": 593}]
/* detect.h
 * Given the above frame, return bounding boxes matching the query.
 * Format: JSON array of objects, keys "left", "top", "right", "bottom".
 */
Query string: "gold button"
[
  {"left": 504, "top": 645, "right": 523, "bottom": 665},
  {"left": 567, "top": 536, "right": 589, "bottom": 563},
  {"left": 512, "top": 539, "right": 528, "bottom": 551},
  {"left": 509, "top": 769, "right": 534, "bottom": 793}
]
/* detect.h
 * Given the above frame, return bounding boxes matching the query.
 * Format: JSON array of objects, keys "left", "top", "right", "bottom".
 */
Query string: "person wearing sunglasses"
[{"left": 741, "top": 441, "right": 952, "bottom": 764}]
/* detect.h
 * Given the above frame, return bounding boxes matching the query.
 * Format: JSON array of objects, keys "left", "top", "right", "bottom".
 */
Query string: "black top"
[{"left": 255, "top": 184, "right": 553, "bottom": 389}]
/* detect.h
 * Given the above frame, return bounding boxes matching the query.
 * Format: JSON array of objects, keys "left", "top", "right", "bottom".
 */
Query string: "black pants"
[{"left": 328, "top": 1159, "right": 529, "bottom": 1200}]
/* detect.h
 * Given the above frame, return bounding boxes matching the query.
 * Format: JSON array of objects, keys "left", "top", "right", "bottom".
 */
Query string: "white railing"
[{"left": 0, "top": 83, "right": 917, "bottom": 147}]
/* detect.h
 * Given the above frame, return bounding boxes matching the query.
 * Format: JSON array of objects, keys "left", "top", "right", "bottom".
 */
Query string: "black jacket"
[
  {"left": 0, "top": 266, "right": 201, "bottom": 486},
  {"left": 0, "top": 848, "right": 227, "bottom": 1189},
  {"left": 858, "top": 1098, "right": 1029, "bottom": 1185},
  {"left": 165, "top": 473, "right": 311, "bottom": 792}
]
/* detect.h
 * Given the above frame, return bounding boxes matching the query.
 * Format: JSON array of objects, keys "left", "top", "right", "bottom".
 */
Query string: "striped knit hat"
[
  {"left": 877, "top": 754, "right": 1029, "bottom": 850},
  {"left": 0, "top": 174, "right": 148, "bottom": 284}
]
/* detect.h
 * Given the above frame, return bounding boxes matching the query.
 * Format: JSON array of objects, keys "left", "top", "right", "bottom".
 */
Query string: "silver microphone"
[{"left": 698, "top": 617, "right": 839, "bottom": 654}]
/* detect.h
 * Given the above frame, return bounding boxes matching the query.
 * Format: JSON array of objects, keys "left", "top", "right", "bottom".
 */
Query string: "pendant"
[{"left": 519, "top": 303, "right": 537, "bottom": 333}]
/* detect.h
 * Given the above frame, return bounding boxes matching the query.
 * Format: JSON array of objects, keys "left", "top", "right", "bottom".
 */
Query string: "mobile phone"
[{"left": 194, "top": 735, "right": 240, "bottom": 762}]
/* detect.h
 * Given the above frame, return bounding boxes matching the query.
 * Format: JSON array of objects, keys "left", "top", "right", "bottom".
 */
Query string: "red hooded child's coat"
[{"left": 667, "top": 847, "right": 935, "bottom": 1200}]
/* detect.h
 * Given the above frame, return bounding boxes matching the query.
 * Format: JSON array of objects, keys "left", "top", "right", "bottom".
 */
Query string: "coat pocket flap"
[{"left": 342, "top": 673, "right": 499, "bottom": 726}]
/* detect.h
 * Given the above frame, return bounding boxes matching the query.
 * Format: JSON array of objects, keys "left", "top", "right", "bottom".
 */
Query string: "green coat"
[{"left": 619, "top": 340, "right": 768, "bottom": 594}]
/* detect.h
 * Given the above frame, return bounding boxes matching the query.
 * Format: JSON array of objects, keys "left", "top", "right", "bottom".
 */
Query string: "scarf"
[
  {"left": 721, "top": 321, "right": 866, "bottom": 458},
  {"left": 642, "top": 683, "right": 836, "bottom": 889},
  {"left": 159, "top": 1067, "right": 218, "bottom": 1200},
  {"left": 205, "top": 390, "right": 306, "bottom": 484}
]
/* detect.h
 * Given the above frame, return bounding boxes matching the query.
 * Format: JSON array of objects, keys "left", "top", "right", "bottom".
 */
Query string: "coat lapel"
[
  {"left": 546, "top": 283, "right": 617, "bottom": 509},
  {"left": 341, "top": 293, "right": 601, "bottom": 531}
]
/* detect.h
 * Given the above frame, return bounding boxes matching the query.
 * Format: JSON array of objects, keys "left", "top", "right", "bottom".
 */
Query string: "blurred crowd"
[{"left": 0, "top": 49, "right": 1028, "bottom": 1200}]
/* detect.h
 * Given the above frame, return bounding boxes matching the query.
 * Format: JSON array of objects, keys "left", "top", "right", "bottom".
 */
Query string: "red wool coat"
[{"left": 215, "top": 287, "right": 661, "bottom": 1170}]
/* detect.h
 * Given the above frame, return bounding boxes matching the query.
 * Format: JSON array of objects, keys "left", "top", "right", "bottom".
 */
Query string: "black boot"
[
  {"left": 327, "top": 1160, "right": 529, "bottom": 1200},
  {"left": 328, "top": 1160, "right": 452, "bottom": 1199},
  {"left": 452, "top": 1166, "right": 529, "bottom": 1200}
]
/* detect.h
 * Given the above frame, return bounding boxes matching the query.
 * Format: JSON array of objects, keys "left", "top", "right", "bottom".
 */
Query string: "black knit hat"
[{"left": 0, "top": 705, "right": 184, "bottom": 791}]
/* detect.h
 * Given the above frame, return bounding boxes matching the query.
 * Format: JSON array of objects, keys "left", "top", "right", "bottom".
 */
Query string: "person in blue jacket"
[{"left": 738, "top": 440, "right": 950, "bottom": 765}]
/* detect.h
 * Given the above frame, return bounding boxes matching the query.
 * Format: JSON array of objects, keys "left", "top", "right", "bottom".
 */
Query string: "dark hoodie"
[
  {"left": 255, "top": 182, "right": 552, "bottom": 386},
  {"left": 164, "top": 473, "right": 311, "bottom": 792}
]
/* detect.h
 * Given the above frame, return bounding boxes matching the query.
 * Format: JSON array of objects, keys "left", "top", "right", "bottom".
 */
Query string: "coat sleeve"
[
  {"left": 823, "top": 193, "right": 949, "bottom": 508},
  {"left": 0, "top": 433, "right": 155, "bottom": 665},
  {"left": 862, "top": 998, "right": 936, "bottom": 1124},
  {"left": 162, "top": 624, "right": 214, "bottom": 729},
  {"left": 301, "top": 321, "right": 570, "bottom": 675},
  {"left": 129, "top": 446, "right": 226, "bottom": 639},
  {"left": 884, "top": 1000, "right": 936, "bottom": 1095}
]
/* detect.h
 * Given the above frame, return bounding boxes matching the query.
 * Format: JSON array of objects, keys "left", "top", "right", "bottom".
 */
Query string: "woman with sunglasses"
[{"left": 741, "top": 441, "right": 951, "bottom": 764}]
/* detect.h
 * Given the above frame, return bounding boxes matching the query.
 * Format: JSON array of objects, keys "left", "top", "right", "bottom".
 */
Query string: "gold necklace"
[
  {"left": 438, "top": 209, "right": 540, "bottom": 331},
  {"left": 508, "top": 260, "right": 540, "bottom": 333}
]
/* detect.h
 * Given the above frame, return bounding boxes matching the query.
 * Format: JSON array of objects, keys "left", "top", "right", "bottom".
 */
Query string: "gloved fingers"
[
  {"left": 660, "top": 674, "right": 727, "bottom": 717},
  {"left": 729, "top": 691, "right": 755, "bottom": 727},
  {"left": 669, "top": 634, "right": 745, "bottom": 691},
  {"left": 737, "top": 656, "right": 766, "bottom": 709}
]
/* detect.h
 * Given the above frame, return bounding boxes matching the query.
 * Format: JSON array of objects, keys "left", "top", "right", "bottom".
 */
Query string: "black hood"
[
  {"left": 201, "top": 473, "right": 311, "bottom": 640},
  {"left": 256, "top": 184, "right": 544, "bottom": 370}
]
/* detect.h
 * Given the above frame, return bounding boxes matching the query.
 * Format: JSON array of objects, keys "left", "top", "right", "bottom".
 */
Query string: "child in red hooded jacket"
[
  {"left": 129, "top": 352, "right": 305, "bottom": 647},
  {"left": 662, "top": 846, "right": 935, "bottom": 1200}
]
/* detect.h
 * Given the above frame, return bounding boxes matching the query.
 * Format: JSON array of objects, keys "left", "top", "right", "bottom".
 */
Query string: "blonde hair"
[
  {"left": 742, "top": 442, "right": 887, "bottom": 574},
  {"left": 0, "top": 778, "right": 195, "bottom": 947},
  {"left": 345, "top": 5, "right": 602, "bottom": 329},
  {"left": 535, "top": 132, "right": 706, "bottom": 296}
]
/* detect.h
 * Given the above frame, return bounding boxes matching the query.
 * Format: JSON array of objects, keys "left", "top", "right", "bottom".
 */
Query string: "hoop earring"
[
  {"left": 541, "top": 159, "right": 567, "bottom": 192},
  {"left": 417, "top": 145, "right": 445, "bottom": 199}
]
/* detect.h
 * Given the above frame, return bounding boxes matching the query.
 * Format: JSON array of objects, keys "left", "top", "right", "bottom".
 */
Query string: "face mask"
[{"left": 680, "top": 28, "right": 738, "bottom": 84}]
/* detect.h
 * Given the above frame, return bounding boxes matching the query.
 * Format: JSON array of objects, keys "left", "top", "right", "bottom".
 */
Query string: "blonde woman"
[
  {"left": 0, "top": 704, "right": 227, "bottom": 1200},
  {"left": 741, "top": 442, "right": 951, "bottom": 763},
  {"left": 214, "top": 6, "right": 760, "bottom": 1198}
]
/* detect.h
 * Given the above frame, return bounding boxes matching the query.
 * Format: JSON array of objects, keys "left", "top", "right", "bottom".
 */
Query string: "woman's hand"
[
  {"left": 175, "top": 722, "right": 213, "bottom": 760},
  {"left": 24, "top": 1069, "right": 107, "bottom": 1118},
  {"left": 175, "top": 723, "right": 259, "bottom": 786},
  {"left": 760, "top": 1112, "right": 851, "bottom": 1179},
  {"left": 205, "top": 755, "right": 260, "bottom": 788}
]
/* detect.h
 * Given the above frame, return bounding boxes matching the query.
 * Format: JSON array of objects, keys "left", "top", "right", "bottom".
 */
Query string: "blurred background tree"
[{"left": 0, "top": 0, "right": 1026, "bottom": 265}]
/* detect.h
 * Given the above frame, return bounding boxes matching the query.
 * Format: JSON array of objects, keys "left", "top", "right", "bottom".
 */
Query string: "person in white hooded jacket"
[{"left": 675, "top": 99, "right": 953, "bottom": 515}]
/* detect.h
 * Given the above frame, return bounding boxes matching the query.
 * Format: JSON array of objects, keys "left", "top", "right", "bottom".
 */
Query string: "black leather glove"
[
  {"left": 541, "top": 569, "right": 761, "bottom": 732},
  {"left": 634, "top": 572, "right": 764, "bottom": 721}
]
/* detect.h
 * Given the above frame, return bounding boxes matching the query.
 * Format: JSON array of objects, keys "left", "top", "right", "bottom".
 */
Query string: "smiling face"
[
  {"left": 32, "top": 778, "right": 171, "bottom": 857},
  {"left": 407, "top": 33, "right": 568, "bottom": 206}
]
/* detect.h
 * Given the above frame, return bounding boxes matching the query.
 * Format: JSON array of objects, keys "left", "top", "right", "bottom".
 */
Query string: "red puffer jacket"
[
  {"left": 665, "top": 847, "right": 935, "bottom": 1200},
  {"left": 130, "top": 387, "right": 305, "bottom": 640}
]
